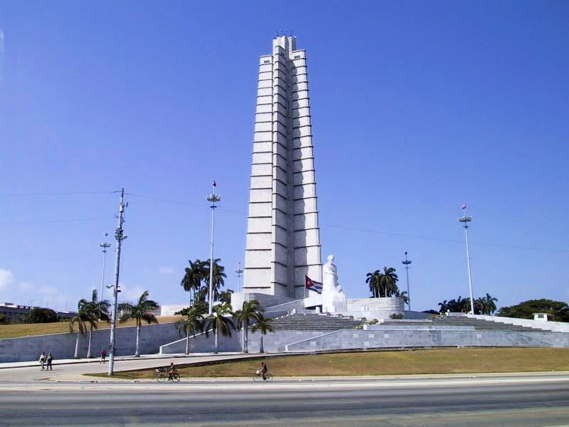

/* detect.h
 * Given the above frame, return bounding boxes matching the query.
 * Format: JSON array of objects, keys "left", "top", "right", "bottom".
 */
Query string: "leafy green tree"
[
  {"left": 69, "top": 301, "right": 98, "bottom": 359},
  {"left": 233, "top": 300, "right": 264, "bottom": 353},
  {"left": 203, "top": 302, "right": 235, "bottom": 354},
  {"left": 251, "top": 316, "right": 275, "bottom": 354},
  {"left": 119, "top": 291, "right": 160, "bottom": 357},
  {"left": 0, "top": 314, "right": 9, "bottom": 324},
  {"left": 498, "top": 299, "right": 569, "bottom": 322},
  {"left": 176, "top": 304, "right": 206, "bottom": 355},
  {"left": 175, "top": 300, "right": 208, "bottom": 316},
  {"left": 26, "top": 307, "right": 58, "bottom": 323}
]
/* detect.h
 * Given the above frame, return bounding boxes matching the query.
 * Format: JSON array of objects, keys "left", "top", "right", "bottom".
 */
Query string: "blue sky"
[{"left": 0, "top": 1, "right": 567, "bottom": 313}]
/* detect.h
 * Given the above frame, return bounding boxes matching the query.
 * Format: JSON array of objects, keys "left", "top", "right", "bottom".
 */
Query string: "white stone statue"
[{"left": 322, "top": 255, "right": 347, "bottom": 313}]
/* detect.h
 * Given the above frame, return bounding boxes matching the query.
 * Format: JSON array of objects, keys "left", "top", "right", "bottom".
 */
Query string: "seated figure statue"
[{"left": 322, "top": 255, "right": 347, "bottom": 313}]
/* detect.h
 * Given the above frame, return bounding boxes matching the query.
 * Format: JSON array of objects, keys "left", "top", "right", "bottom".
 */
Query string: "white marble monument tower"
[{"left": 243, "top": 36, "right": 322, "bottom": 299}]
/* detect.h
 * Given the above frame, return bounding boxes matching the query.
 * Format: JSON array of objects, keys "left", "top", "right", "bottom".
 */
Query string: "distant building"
[{"left": 0, "top": 302, "right": 75, "bottom": 323}]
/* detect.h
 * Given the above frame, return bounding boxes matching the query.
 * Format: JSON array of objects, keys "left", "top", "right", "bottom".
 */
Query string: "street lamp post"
[
  {"left": 458, "top": 205, "right": 475, "bottom": 315},
  {"left": 235, "top": 262, "right": 244, "bottom": 293},
  {"left": 401, "top": 252, "right": 412, "bottom": 311},
  {"left": 206, "top": 181, "right": 221, "bottom": 315},
  {"left": 108, "top": 188, "right": 127, "bottom": 376},
  {"left": 99, "top": 236, "right": 111, "bottom": 300}
]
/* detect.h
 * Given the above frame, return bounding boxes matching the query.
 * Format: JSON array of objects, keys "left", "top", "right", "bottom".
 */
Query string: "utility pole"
[
  {"left": 206, "top": 181, "right": 221, "bottom": 315},
  {"left": 458, "top": 205, "right": 475, "bottom": 315},
  {"left": 401, "top": 252, "right": 412, "bottom": 311},
  {"left": 99, "top": 234, "right": 111, "bottom": 300},
  {"left": 108, "top": 188, "right": 127, "bottom": 376}
]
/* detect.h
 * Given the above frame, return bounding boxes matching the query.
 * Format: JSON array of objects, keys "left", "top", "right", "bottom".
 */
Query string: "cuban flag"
[{"left": 305, "top": 275, "right": 323, "bottom": 294}]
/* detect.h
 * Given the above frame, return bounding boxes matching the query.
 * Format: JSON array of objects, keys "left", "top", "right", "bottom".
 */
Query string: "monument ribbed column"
[{"left": 244, "top": 36, "right": 322, "bottom": 299}]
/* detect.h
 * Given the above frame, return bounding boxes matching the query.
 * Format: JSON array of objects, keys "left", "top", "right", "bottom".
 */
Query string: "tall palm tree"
[
  {"left": 366, "top": 270, "right": 382, "bottom": 298},
  {"left": 175, "top": 304, "right": 206, "bottom": 355},
  {"left": 181, "top": 259, "right": 207, "bottom": 305},
  {"left": 118, "top": 291, "right": 159, "bottom": 357},
  {"left": 203, "top": 258, "right": 227, "bottom": 303},
  {"left": 251, "top": 316, "right": 275, "bottom": 354},
  {"left": 233, "top": 300, "right": 264, "bottom": 353},
  {"left": 69, "top": 300, "right": 98, "bottom": 359},
  {"left": 378, "top": 267, "right": 399, "bottom": 297},
  {"left": 83, "top": 289, "right": 110, "bottom": 358},
  {"left": 203, "top": 302, "right": 235, "bottom": 354}
]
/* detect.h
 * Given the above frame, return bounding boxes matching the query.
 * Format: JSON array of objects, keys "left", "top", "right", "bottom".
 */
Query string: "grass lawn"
[
  {"left": 0, "top": 316, "right": 183, "bottom": 339},
  {"left": 104, "top": 348, "right": 569, "bottom": 379}
]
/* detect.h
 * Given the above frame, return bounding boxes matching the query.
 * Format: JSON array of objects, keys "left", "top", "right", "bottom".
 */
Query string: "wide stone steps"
[
  {"left": 269, "top": 313, "right": 363, "bottom": 331},
  {"left": 380, "top": 317, "right": 547, "bottom": 332}
]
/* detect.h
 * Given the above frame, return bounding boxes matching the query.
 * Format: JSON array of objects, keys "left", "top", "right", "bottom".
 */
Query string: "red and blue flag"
[{"left": 305, "top": 275, "right": 323, "bottom": 294}]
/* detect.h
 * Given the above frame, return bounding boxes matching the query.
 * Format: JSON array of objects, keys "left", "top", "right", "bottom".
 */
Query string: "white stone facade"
[{"left": 244, "top": 36, "right": 322, "bottom": 299}]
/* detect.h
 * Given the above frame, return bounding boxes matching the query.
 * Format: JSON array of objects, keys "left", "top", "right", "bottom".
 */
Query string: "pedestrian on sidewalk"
[
  {"left": 38, "top": 352, "right": 46, "bottom": 371},
  {"left": 46, "top": 353, "right": 53, "bottom": 370},
  {"left": 100, "top": 348, "right": 107, "bottom": 364}
]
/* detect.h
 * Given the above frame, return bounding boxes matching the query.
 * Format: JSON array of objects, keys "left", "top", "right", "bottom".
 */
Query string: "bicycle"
[
  {"left": 252, "top": 370, "right": 273, "bottom": 382},
  {"left": 155, "top": 368, "right": 180, "bottom": 383}
]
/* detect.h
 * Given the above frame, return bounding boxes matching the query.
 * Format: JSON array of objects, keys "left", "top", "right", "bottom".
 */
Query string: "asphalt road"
[{"left": 1, "top": 377, "right": 569, "bottom": 426}]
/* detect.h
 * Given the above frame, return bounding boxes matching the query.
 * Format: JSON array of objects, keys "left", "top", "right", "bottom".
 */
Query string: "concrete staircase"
[
  {"left": 270, "top": 313, "right": 363, "bottom": 331},
  {"left": 379, "top": 316, "right": 549, "bottom": 332}
]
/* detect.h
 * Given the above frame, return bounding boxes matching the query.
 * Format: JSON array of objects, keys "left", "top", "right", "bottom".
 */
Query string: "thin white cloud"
[
  {"left": 0, "top": 269, "right": 15, "bottom": 291},
  {"left": 118, "top": 284, "right": 147, "bottom": 304},
  {"left": 38, "top": 286, "right": 58, "bottom": 295},
  {"left": 159, "top": 267, "right": 175, "bottom": 275}
]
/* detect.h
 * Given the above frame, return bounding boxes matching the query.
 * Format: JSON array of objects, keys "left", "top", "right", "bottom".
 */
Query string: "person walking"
[
  {"left": 39, "top": 352, "right": 46, "bottom": 371},
  {"left": 100, "top": 348, "right": 107, "bottom": 364},
  {"left": 46, "top": 353, "right": 53, "bottom": 371}
]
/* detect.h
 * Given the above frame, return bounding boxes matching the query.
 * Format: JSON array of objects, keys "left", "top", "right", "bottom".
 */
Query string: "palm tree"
[
  {"left": 181, "top": 259, "right": 207, "bottom": 305},
  {"left": 219, "top": 289, "right": 233, "bottom": 304},
  {"left": 69, "top": 300, "right": 98, "bottom": 359},
  {"left": 251, "top": 316, "right": 275, "bottom": 354},
  {"left": 175, "top": 304, "right": 206, "bottom": 355},
  {"left": 396, "top": 290, "right": 410, "bottom": 306},
  {"left": 378, "top": 267, "right": 399, "bottom": 297},
  {"left": 366, "top": 270, "right": 382, "bottom": 298},
  {"left": 203, "top": 302, "right": 235, "bottom": 354},
  {"left": 83, "top": 289, "right": 110, "bottom": 358},
  {"left": 203, "top": 258, "right": 227, "bottom": 303},
  {"left": 478, "top": 293, "right": 498, "bottom": 315},
  {"left": 118, "top": 291, "right": 159, "bottom": 357},
  {"left": 233, "top": 300, "right": 264, "bottom": 353}
]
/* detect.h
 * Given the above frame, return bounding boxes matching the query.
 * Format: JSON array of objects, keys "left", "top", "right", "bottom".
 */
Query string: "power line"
[
  {"left": 0, "top": 191, "right": 116, "bottom": 197},
  {"left": 322, "top": 223, "right": 569, "bottom": 253},
  {"left": 126, "top": 192, "right": 245, "bottom": 214},
  {"left": 0, "top": 251, "right": 96, "bottom": 259},
  {"left": 0, "top": 217, "right": 115, "bottom": 225}
]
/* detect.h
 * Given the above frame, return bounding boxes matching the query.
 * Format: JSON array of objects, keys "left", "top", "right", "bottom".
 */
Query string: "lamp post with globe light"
[
  {"left": 458, "top": 205, "right": 475, "bottom": 314},
  {"left": 99, "top": 236, "right": 111, "bottom": 300},
  {"left": 401, "top": 252, "right": 412, "bottom": 311},
  {"left": 207, "top": 181, "right": 221, "bottom": 315}
]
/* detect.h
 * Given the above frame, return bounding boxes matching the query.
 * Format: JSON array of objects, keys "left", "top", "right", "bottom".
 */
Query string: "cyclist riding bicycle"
[
  {"left": 168, "top": 362, "right": 178, "bottom": 380},
  {"left": 259, "top": 362, "right": 268, "bottom": 381}
]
